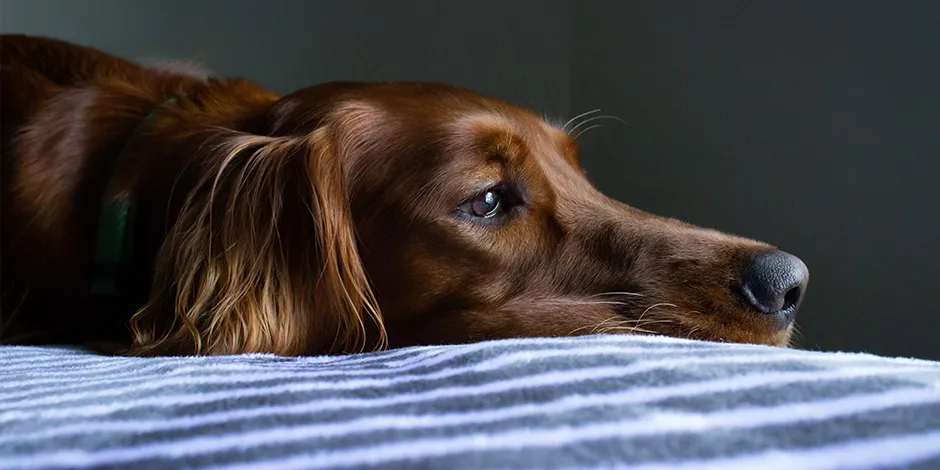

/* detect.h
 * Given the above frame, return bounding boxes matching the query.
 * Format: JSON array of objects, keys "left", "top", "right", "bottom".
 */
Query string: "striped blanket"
[{"left": 1, "top": 335, "right": 939, "bottom": 470}]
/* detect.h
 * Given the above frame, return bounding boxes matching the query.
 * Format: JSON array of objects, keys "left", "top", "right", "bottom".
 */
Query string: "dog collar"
[{"left": 90, "top": 96, "right": 181, "bottom": 299}]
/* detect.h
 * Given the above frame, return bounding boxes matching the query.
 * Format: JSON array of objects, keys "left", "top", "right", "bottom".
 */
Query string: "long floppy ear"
[{"left": 128, "top": 129, "right": 385, "bottom": 356}]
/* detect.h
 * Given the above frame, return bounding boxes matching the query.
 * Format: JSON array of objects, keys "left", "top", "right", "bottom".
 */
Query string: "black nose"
[{"left": 739, "top": 250, "right": 809, "bottom": 315}]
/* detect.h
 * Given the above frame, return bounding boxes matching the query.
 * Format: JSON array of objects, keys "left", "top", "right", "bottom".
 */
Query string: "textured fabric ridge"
[{"left": 1, "top": 334, "right": 939, "bottom": 470}]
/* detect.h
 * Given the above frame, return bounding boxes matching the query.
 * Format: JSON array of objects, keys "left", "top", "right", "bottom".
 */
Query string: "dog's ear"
[{"left": 129, "top": 128, "right": 385, "bottom": 356}]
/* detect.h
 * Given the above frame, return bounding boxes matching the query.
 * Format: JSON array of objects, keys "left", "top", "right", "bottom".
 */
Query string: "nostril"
[
  {"left": 782, "top": 285, "right": 802, "bottom": 312},
  {"left": 738, "top": 250, "right": 809, "bottom": 315}
]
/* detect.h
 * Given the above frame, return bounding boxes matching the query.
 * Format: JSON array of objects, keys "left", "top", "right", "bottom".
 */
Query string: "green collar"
[{"left": 90, "top": 97, "right": 181, "bottom": 299}]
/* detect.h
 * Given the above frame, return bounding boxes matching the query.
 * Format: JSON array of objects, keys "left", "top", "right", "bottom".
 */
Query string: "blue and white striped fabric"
[{"left": 1, "top": 335, "right": 939, "bottom": 470}]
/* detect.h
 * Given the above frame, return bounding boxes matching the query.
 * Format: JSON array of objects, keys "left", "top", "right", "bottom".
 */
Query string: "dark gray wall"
[
  {"left": 573, "top": 1, "right": 940, "bottom": 359},
  {"left": 0, "top": 0, "right": 571, "bottom": 116},
  {"left": 3, "top": 1, "right": 938, "bottom": 359}
]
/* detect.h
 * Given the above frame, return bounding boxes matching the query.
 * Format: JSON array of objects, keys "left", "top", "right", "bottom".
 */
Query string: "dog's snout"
[{"left": 738, "top": 250, "right": 809, "bottom": 316}]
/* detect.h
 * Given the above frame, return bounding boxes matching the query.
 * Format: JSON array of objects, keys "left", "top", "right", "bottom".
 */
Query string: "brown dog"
[{"left": 0, "top": 34, "right": 809, "bottom": 356}]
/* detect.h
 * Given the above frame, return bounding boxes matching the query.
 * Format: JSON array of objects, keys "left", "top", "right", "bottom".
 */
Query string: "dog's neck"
[{"left": 90, "top": 95, "right": 187, "bottom": 301}]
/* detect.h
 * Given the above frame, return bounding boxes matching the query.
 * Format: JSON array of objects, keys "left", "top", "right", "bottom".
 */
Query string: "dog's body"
[{"left": 1, "top": 35, "right": 809, "bottom": 356}]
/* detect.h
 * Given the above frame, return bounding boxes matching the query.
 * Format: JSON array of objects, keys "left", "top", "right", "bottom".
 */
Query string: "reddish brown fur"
[{"left": 1, "top": 35, "right": 806, "bottom": 356}]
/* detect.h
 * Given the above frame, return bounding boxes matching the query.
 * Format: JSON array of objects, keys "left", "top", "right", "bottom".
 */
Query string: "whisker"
[
  {"left": 629, "top": 302, "right": 678, "bottom": 334},
  {"left": 568, "top": 114, "right": 628, "bottom": 134},
  {"left": 637, "top": 302, "right": 679, "bottom": 319},
  {"left": 0, "top": 287, "right": 30, "bottom": 333},
  {"left": 549, "top": 296, "right": 691, "bottom": 338},
  {"left": 788, "top": 322, "right": 804, "bottom": 348},
  {"left": 624, "top": 319, "right": 678, "bottom": 325},
  {"left": 586, "top": 291, "right": 646, "bottom": 299},
  {"left": 633, "top": 318, "right": 678, "bottom": 334},
  {"left": 535, "top": 298, "right": 639, "bottom": 308},
  {"left": 598, "top": 325, "right": 659, "bottom": 335},
  {"left": 574, "top": 124, "right": 603, "bottom": 140},
  {"left": 590, "top": 316, "right": 625, "bottom": 335},
  {"left": 562, "top": 109, "right": 602, "bottom": 132},
  {"left": 566, "top": 315, "right": 619, "bottom": 336},
  {"left": 578, "top": 300, "right": 637, "bottom": 307}
]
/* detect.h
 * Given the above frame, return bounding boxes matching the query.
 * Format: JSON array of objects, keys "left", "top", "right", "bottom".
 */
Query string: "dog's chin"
[
  {"left": 681, "top": 317, "right": 795, "bottom": 347},
  {"left": 599, "top": 296, "right": 794, "bottom": 347},
  {"left": 607, "top": 308, "right": 796, "bottom": 347}
]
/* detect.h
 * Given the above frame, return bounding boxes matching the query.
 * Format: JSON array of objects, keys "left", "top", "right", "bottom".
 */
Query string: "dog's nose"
[{"left": 739, "top": 250, "right": 809, "bottom": 315}]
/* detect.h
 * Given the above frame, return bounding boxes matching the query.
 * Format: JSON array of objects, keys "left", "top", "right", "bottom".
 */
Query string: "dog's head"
[{"left": 131, "top": 82, "right": 808, "bottom": 355}]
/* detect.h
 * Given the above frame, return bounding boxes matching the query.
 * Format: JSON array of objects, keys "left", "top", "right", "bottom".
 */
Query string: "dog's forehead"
[
  {"left": 447, "top": 112, "right": 572, "bottom": 160},
  {"left": 450, "top": 112, "right": 589, "bottom": 183}
]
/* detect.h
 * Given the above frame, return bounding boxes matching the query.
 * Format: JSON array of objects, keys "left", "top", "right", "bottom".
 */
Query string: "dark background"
[{"left": 3, "top": 1, "right": 938, "bottom": 359}]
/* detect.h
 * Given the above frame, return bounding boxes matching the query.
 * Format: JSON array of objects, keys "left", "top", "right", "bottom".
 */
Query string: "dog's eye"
[
  {"left": 458, "top": 185, "right": 521, "bottom": 221},
  {"left": 469, "top": 190, "right": 503, "bottom": 218}
]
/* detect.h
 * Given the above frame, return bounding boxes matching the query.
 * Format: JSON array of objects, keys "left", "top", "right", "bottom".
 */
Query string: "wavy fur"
[{"left": 129, "top": 131, "right": 385, "bottom": 355}]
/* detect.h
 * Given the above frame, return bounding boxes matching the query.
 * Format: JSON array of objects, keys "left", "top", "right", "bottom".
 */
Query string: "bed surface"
[{"left": 1, "top": 334, "right": 939, "bottom": 469}]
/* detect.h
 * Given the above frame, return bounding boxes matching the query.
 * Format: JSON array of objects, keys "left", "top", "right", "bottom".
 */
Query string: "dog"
[{"left": 1, "top": 34, "right": 809, "bottom": 356}]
